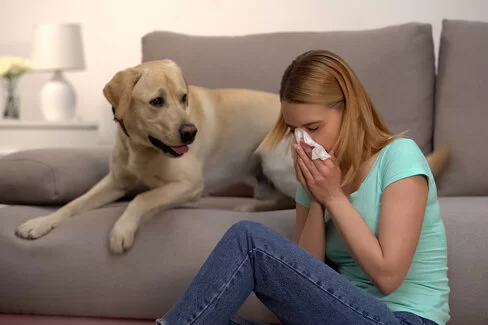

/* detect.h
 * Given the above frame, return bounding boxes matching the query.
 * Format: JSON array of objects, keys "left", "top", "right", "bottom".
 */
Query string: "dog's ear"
[{"left": 103, "top": 68, "right": 141, "bottom": 120}]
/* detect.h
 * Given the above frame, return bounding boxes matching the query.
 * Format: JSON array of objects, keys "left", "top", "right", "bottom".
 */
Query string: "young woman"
[{"left": 157, "top": 50, "right": 450, "bottom": 325}]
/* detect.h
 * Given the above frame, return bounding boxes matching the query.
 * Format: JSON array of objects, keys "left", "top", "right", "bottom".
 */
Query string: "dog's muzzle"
[{"left": 148, "top": 136, "right": 188, "bottom": 157}]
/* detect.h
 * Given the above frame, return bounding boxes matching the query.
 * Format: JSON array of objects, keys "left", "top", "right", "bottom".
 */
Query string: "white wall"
[{"left": 0, "top": 0, "right": 487, "bottom": 140}]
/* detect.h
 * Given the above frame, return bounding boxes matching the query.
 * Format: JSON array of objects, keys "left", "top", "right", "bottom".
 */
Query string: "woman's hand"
[
  {"left": 292, "top": 142, "right": 316, "bottom": 201},
  {"left": 294, "top": 141, "right": 345, "bottom": 206}
]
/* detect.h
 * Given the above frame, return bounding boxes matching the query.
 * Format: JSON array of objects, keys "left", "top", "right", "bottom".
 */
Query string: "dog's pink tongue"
[{"left": 171, "top": 145, "right": 189, "bottom": 155}]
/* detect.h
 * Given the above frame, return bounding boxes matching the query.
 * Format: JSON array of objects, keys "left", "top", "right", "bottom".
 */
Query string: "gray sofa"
[{"left": 1, "top": 19, "right": 487, "bottom": 325}]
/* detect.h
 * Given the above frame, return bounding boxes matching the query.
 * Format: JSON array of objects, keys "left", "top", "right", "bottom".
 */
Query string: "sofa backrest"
[
  {"left": 434, "top": 19, "right": 488, "bottom": 196},
  {"left": 142, "top": 23, "right": 436, "bottom": 154}
]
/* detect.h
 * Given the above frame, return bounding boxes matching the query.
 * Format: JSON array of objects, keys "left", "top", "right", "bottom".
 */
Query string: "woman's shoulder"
[
  {"left": 380, "top": 137, "right": 426, "bottom": 163},
  {"left": 378, "top": 137, "right": 432, "bottom": 190},
  {"left": 383, "top": 137, "right": 421, "bottom": 154}
]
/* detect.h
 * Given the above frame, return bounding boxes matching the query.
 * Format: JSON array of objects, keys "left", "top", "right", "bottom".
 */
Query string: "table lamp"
[{"left": 31, "top": 24, "right": 85, "bottom": 121}]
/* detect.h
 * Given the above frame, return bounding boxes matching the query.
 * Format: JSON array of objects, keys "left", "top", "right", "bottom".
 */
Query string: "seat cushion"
[
  {"left": 438, "top": 196, "right": 488, "bottom": 325},
  {"left": 434, "top": 19, "right": 488, "bottom": 196},
  {"left": 143, "top": 23, "right": 436, "bottom": 153},
  {"left": 0, "top": 198, "right": 292, "bottom": 323},
  {"left": 1, "top": 196, "right": 487, "bottom": 324}
]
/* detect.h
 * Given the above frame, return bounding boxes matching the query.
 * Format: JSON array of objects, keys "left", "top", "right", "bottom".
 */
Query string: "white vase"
[{"left": 41, "top": 70, "right": 76, "bottom": 121}]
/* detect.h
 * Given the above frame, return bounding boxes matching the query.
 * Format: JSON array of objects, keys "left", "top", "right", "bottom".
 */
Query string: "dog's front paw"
[
  {"left": 15, "top": 215, "right": 59, "bottom": 239},
  {"left": 109, "top": 221, "right": 137, "bottom": 255}
]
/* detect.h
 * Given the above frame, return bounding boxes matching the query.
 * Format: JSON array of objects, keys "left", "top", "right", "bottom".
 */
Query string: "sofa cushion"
[
  {"left": 0, "top": 198, "right": 290, "bottom": 323},
  {"left": 438, "top": 197, "right": 488, "bottom": 325},
  {"left": 143, "top": 23, "right": 436, "bottom": 153},
  {"left": 1, "top": 196, "right": 487, "bottom": 324},
  {"left": 434, "top": 19, "right": 488, "bottom": 196},
  {"left": 0, "top": 147, "right": 112, "bottom": 206}
]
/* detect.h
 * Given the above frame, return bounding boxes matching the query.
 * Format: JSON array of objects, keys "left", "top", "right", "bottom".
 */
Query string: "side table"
[{"left": 0, "top": 119, "right": 101, "bottom": 156}]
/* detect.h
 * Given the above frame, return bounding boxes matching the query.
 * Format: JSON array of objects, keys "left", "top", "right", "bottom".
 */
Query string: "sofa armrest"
[{"left": 0, "top": 147, "right": 112, "bottom": 206}]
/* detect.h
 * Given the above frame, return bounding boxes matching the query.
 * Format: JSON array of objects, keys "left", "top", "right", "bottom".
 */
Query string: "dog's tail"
[{"left": 426, "top": 147, "right": 450, "bottom": 177}]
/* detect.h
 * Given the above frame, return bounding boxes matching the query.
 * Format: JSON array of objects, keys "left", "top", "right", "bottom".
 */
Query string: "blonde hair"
[{"left": 257, "top": 49, "right": 401, "bottom": 187}]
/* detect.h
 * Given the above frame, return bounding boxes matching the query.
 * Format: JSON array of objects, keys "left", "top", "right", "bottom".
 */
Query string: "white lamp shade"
[{"left": 31, "top": 24, "right": 85, "bottom": 71}]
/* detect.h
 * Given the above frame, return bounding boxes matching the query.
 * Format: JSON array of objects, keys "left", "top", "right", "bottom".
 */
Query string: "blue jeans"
[{"left": 158, "top": 221, "right": 438, "bottom": 325}]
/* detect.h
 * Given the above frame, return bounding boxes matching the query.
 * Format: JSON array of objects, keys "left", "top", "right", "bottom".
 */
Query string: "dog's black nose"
[{"left": 179, "top": 123, "right": 198, "bottom": 144}]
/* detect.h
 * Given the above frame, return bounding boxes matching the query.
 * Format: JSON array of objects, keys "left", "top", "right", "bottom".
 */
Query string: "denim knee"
[
  {"left": 227, "top": 220, "right": 264, "bottom": 238},
  {"left": 225, "top": 220, "right": 276, "bottom": 255}
]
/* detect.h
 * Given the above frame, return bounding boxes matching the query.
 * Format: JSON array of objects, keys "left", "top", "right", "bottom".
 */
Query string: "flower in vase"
[
  {"left": 1, "top": 56, "right": 30, "bottom": 119},
  {"left": 0, "top": 56, "right": 31, "bottom": 80}
]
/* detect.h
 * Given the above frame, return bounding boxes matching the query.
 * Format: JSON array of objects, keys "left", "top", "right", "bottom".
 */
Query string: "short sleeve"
[
  {"left": 295, "top": 183, "right": 311, "bottom": 208},
  {"left": 381, "top": 138, "right": 432, "bottom": 191}
]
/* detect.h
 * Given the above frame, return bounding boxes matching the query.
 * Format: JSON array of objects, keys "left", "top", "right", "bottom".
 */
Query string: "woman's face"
[{"left": 281, "top": 101, "right": 343, "bottom": 153}]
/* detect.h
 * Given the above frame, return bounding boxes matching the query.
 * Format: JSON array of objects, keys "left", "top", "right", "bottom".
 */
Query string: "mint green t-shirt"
[{"left": 295, "top": 138, "right": 450, "bottom": 325}]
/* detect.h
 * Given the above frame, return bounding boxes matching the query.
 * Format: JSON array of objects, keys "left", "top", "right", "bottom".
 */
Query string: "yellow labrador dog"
[
  {"left": 15, "top": 59, "right": 449, "bottom": 254},
  {"left": 15, "top": 60, "right": 288, "bottom": 254}
]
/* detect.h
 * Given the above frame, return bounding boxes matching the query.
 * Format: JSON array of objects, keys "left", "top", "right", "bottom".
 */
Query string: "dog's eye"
[
  {"left": 181, "top": 94, "right": 187, "bottom": 104},
  {"left": 150, "top": 96, "right": 165, "bottom": 107}
]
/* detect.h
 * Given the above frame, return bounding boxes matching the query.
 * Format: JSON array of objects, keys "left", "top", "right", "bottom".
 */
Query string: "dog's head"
[{"left": 103, "top": 60, "right": 197, "bottom": 158}]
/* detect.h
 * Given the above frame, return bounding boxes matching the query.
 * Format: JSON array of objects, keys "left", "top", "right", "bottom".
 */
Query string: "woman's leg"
[
  {"left": 228, "top": 315, "right": 266, "bottom": 325},
  {"left": 158, "top": 220, "right": 404, "bottom": 325}
]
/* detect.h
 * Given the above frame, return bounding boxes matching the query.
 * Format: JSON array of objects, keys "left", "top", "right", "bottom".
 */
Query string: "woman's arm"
[
  {"left": 294, "top": 200, "right": 326, "bottom": 261},
  {"left": 293, "top": 203, "right": 308, "bottom": 243},
  {"left": 326, "top": 175, "right": 428, "bottom": 294}
]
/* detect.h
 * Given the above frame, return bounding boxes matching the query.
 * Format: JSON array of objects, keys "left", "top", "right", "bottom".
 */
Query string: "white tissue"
[{"left": 294, "top": 128, "right": 331, "bottom": 161}]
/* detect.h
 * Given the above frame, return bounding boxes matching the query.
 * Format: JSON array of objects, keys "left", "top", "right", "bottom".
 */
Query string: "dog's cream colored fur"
[
  {"left": 15, "top": 60, "right": 282, "bottom": 254},
  {"left": 15, "top": 60, "right": 449, "bottom": 254}
]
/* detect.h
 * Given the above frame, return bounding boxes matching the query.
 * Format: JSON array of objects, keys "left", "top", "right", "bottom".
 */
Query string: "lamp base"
[{"left": 41, "top": 70, "right": 76, "bottom": 121}]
